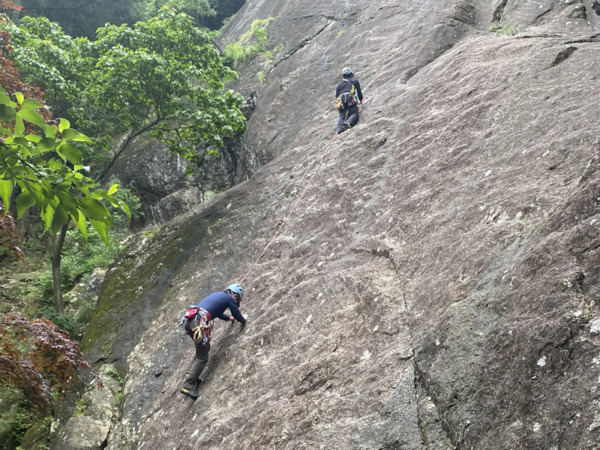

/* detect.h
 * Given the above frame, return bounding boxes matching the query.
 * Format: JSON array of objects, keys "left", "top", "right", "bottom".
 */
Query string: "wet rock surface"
[{"left": 74, "top": 1, "right": 600, "bottom": 449}]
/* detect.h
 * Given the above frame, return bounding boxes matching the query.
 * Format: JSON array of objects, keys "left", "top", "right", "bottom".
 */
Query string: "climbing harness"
[
  {"left": 334, "top": 79, "right": 357, "bottom": 110},
  {"left": 181, "top": 307, "right": 214, "bottom": 344}
]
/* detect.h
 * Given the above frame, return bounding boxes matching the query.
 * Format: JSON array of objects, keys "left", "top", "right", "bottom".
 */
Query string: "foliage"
[
  {"left": 1, "top": 403, "right": 33, "bottom": 446},
  {"left": 141, "top": 0, "right": 245, "bottom": 29},
  {"left": 223, "top": 17, "right": 277, "bottom": 67},
  {"left": 7, "top": 0, "right": 244, "bottom": 38},
  {"left": 143, "top": 0, "right": 215, "bottom": 21},
  {"left": 488, "top": 23, "right": 517, "bottom": 35},
  {"left": 105, "top": 177, "right": 143, "bottom": 229},
  {"left": 0, "top": 0, "right": 21, "bottom": 13},
  {"left": 0, "top": 313, "right": 97, "bottom": 413},
  {"left": 0, "top": 86, "right": 130, "bottom": 311},
  {"left": 1, "top": 15, "right": 92, "bottom": 121},
  {"left": 75, "top": 7, "right": 246, "bottom": 168},
  {"left": 0, "top": 200, "right": 24, "bottom": 261},
  {"left": 16, "top": 0, "right": 146, "bottom": 38},
  {"left": 2, "top": 10, "right": 246, "bottom": 174},
  {"left": 489, "top": 6, "right": 517, "bottom": 36},
  {"left": 0, "top": 17, "right": 47, "bottom": 117},
  {"left": 36, "top": 229, "right": 122, "bottom": 301},
  {"left": 105, "top": 366, "right": 123, "bottom": 385},
  {"left": 0, "top": 87, "right": 130, "bottom": 244}
]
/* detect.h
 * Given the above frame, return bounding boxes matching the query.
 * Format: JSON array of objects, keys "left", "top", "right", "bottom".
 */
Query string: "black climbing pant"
[
  {"left": 338, "top": 104, "right": 359, "bottom": 133},
  {"left": 183, "top": 342, "right": 210, "bottom": 390}
]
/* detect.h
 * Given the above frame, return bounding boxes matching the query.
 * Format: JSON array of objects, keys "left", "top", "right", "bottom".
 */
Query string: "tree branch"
[{"left": 94, "top": 119, "right": 161, "bottom": 183}]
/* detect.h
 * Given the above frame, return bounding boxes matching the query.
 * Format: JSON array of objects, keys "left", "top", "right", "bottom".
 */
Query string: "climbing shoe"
[
  {"left": 180, "top": 388, "right": 199, "bottom": 400},
  {"left": 343, "top": 120, "right": 351, "bottom": 129},
  {"left": 184, "top": 373, "right": 203, "bottom": 388}
]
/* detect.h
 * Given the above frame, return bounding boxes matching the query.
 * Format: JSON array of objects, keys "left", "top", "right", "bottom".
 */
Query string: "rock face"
[
  {"left": 76, "top": 1, "right": 600, "bottom": 449},
  {"left": 103, "top": 132, "right": 244, "bottom": 228},
  {"left": 52, "top": 365, "right": 122, "bottom": 450}
]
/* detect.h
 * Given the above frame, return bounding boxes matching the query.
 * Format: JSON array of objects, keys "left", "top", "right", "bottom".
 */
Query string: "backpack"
[{"left": 334, "top": 79, "right": 357, "bottom": 110}]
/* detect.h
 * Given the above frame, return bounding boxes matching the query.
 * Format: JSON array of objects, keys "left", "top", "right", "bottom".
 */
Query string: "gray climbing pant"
[{"left": 183, "top": 342, "right": 210, "bottom": 390}]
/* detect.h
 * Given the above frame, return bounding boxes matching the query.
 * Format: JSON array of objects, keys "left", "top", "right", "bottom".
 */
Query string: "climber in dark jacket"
[
  {"left": 335, "top": 67, "right": 363, "bottom": 134},
  {"left": 593, "top": 0, "right": 600, "bottom": 15},
  {"left": 180, "top": 283, "right": 246, "bottom": 400}
]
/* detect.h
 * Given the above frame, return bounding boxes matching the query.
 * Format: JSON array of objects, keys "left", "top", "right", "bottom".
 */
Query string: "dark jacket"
[
  {"left": 335, "top": 77, "right": 363, "bottom": 102},
  {"left": 197, "top": 291, "right": 246, "bottom": 324}
]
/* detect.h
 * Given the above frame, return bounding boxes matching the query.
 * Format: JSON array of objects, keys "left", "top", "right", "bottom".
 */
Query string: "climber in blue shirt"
[{"left": 180, "top": 283, "right": 246, "bottom": 399}]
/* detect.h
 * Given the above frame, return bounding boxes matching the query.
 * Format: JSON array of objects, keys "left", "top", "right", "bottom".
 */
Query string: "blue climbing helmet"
[
  {"left": 342, "top": 67, "right": 353, "bottom": 77},
  {"left": 226, "top": 283, "right": 244, "bottom": 301}
]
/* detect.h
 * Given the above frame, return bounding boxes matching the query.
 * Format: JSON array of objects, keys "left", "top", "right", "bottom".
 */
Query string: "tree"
[
  {"left": 0, "top": 313, "right": 97, "bottom": 413},
  {"left": 0, "top": 16, "right": 47, "bottom": 114},
  {"left": 0, "top": 88, "right": 130, "bottom": 312},
  {"left": 0, "top": 0, "right": 21, "bottom": 13},
  {"left": 76, "top": 7, "right": 246, "bottom": 180},
  {"left": 17, "top": 0, "right": 145, "bottom": 38},
  {"left": 15, "top": 0, "right": 246, "bottom": 34},
  {"left": 3, "top": 9, "right": 247, "bottom": 180},
  {"left": 0, "top": 14, "right": 91, "bottom": 122},
  {"left": 143, "top": 0, "right": 215, "bottom": 21}
]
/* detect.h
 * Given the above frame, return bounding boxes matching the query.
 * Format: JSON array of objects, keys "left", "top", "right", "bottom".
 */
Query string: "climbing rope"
[
  {"left": 237, "top": 92, "right": 376, "bottom": 285},
  {"left": 239, "top": 131, "right": 339, "bottom": 284}
]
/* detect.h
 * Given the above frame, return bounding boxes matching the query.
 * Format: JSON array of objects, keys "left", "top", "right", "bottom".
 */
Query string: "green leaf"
[
  {"left": 43, "top": 124, "right": 57, "bottom": 138},
  {"left": 89, "top": 218, "right": 111, "bottom": 244},
  {"left": 38, "top": 137, "right": 58, "bottom": 151},
  {"left": 13, "top": 137, "right": 30, "bottom": 147},
  {"left": 14, "top": 118, "right": 24, "bottom": 136},
  {"left": 79, "top": 197, "right": 111, "bottom": 221},
  {"left": 0, "top": 92, "right": 10, "bottom": 106},
  {"left": 51, "top": 205, "right": 69, "bottom": 233},
  {"left": 119, "top": 200, "right": 131, "bottom": 221},
  {"left": 58, "top": 118, "right": 70, "bottom": 133},
  {"left": 21, "top": 98, "right": 43, "bottom": 109},
  {"left": 14, "top": 92, "right": 24, "bottom": 105},
  {"left": 17, "top": 108, "right": 46, "bottom": 127},
  {"left": 57, "top": 142, "right": 83, "bottom": 165},
  {"left": 16, "top": 191, "right": 37, "bottom": 217},
  {"left": 56, "top": 191, "right": 79, "bottom": 218},
  {"left": 75, "top": 211, "right": 88, "bottom": 241},
  {"left": 107, "top": 183, "right": 118, "bottom": 195},
  {"left": 25, "top": 134, "right": 42, "bottom": 143},
  {"left": 0, "top": 104, "right": 16, "bottom": 122},
  {"left": 61, "top": 128, "right": 92, "bottom": 143},
  {"left": 0, "top": 179, "right": 13, "bottom": 211},
  {"left": 41, "top": 204, "right": 55, "bottom": 232}
]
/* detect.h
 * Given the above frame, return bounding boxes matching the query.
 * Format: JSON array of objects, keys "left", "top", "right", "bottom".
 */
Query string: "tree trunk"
[{"left": 50, "top": 224, "right": 69, "bottom": 313}]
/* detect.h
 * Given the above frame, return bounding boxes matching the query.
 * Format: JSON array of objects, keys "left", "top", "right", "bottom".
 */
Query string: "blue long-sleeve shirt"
[{"left": 197, "top": 291, "right": 246, "bottom": 324}]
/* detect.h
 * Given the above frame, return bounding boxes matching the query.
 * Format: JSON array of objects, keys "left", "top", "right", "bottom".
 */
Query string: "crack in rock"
[{"left": 550, "top": 46, "right": 577, "bottom": 67}]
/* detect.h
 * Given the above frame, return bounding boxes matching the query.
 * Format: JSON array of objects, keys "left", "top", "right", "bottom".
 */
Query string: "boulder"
[{"left": 51, "top": 365, "right": 122, "bottom": 450}]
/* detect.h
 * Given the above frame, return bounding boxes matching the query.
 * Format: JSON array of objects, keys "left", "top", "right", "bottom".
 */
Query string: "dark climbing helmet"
[
  {"left": 342, "top": 67, "right": 353, "bottom": 76},
  {"left": 226, "top": 283, "right": 244, "bottom": 301}
]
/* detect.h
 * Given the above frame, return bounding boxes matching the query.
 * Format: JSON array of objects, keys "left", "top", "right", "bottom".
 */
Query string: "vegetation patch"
[{"left": 224, "top": 17, "right": 281, "bottom": 67}]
